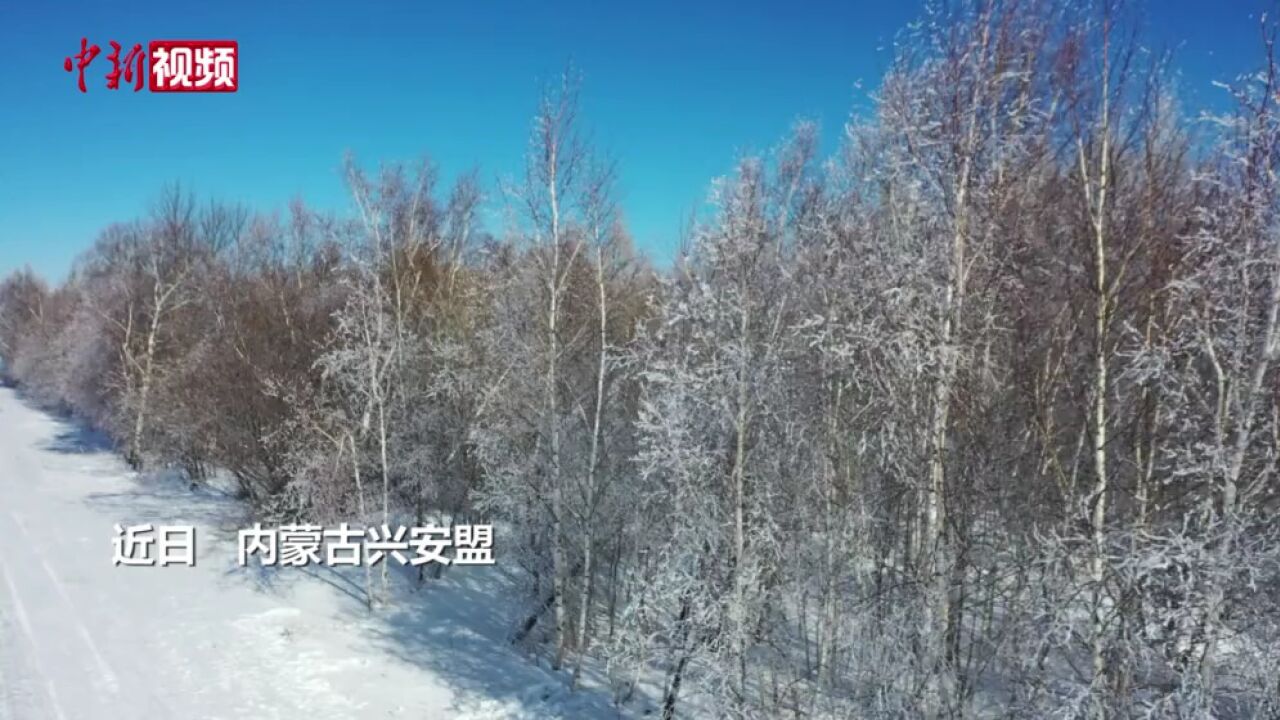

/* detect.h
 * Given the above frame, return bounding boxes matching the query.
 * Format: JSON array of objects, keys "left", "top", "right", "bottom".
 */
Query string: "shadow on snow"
[{"left": 31, "top": 391, "right": 641, "bottom": 718}]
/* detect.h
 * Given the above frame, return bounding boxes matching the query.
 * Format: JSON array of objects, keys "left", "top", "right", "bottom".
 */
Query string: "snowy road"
[
  {"left": 0, "top": 387, "right": 466, "bottom": 719},
  {"left": 0, "top": 387, "right": 634, "bottom": 720}
]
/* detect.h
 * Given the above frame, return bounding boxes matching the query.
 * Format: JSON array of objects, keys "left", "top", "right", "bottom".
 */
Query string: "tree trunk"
[{"left": 129, "top": 292, "right": 164, "bottom": 470}]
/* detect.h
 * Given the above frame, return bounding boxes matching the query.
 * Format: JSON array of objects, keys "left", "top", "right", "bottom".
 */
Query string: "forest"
[{"left": 2, "top": 2, "right": 1279, "bottom": 718}]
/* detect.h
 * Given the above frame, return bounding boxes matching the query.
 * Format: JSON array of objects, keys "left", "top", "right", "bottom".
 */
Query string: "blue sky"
[{"left": 0, "top": 0, "right": 1273, "bottom": 282}]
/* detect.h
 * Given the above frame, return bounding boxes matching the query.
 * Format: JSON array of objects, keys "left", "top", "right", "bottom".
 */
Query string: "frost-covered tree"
[
  {"left": 620, "top": 143, "right": 806, "bottom": 718},
  {"left": 472, "top": 68, "right": 651, "bottom": 676}
]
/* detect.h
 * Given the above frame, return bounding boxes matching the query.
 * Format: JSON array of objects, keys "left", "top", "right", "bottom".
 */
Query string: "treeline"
[{"left": 3, "top": 2, "right": 1280, "bottom": 718}]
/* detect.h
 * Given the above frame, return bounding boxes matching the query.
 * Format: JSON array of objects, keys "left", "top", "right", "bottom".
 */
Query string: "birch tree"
[{"left": 474, "top": 69, "right": 597, "bottom": 669}]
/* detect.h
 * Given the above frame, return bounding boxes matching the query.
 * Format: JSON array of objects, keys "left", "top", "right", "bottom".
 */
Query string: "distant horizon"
[{"left": 2, "top": 0, "right": 1273, "bottom": 283}]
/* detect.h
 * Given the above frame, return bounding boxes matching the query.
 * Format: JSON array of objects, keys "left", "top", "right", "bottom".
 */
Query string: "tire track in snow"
[
  {"left": 0, "top": 557, "right": 69, "bottom": 720},
  {"left": 7, "top": 509, "right": 121, "bottom": 695}
]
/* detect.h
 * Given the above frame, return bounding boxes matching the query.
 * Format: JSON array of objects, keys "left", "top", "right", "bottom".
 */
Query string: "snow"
[{"left": 0, "top": 387, "right": 633, "bottom": 720}]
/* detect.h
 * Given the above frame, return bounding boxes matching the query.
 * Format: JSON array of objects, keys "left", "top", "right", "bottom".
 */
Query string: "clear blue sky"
[{"left": 0, "top": 0, "right": 1273, "bottom": 282}]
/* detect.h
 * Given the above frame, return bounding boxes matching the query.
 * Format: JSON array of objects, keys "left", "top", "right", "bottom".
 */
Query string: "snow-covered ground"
[{"left": 0, "top": 386, "right": 635, "bottom": 720}]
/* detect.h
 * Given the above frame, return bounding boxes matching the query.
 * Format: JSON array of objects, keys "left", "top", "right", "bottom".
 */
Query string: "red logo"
[
  {"left": 63, "top": 38, "right": 237, "bottom": 93},
  {"left": 150, "top": 40, "right": 238, "bottom": 92}
]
